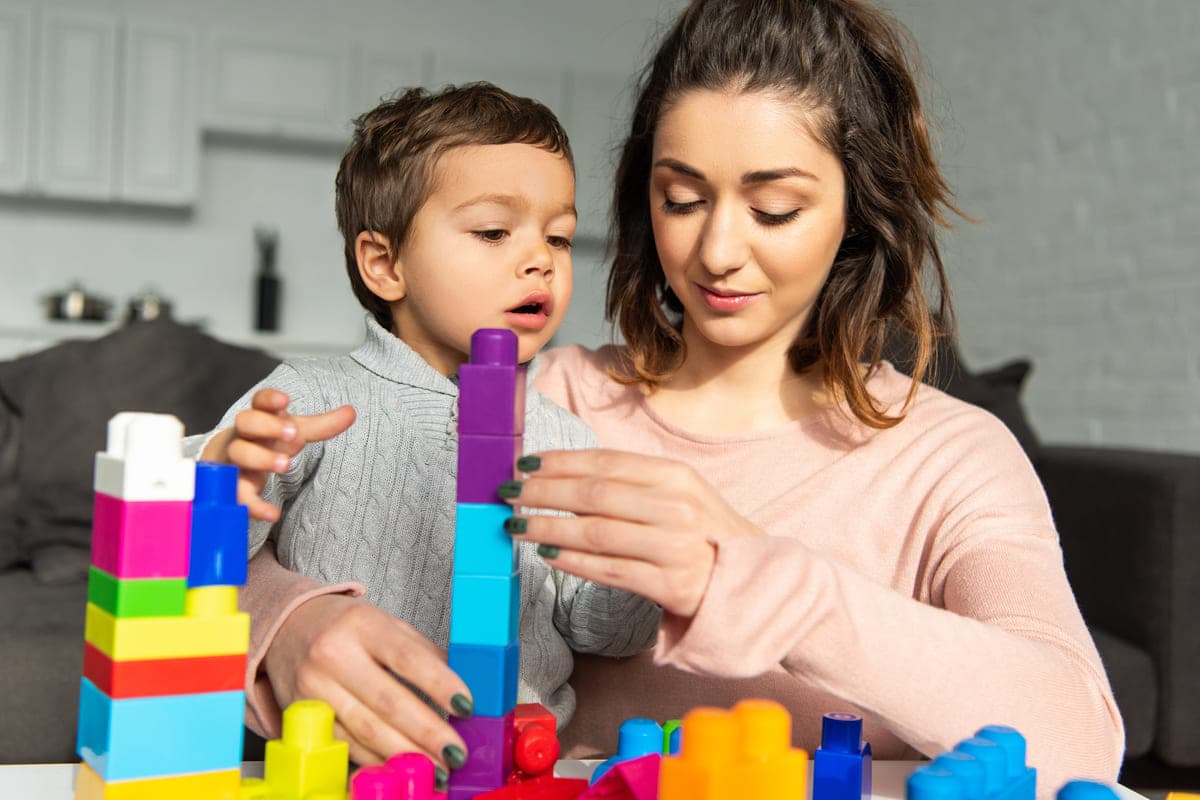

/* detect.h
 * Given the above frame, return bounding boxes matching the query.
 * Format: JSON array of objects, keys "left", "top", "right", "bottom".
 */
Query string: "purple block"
[
  {"left": 458, "top": 363, "right": 526, "bottom": 436},
  {"left": 470, "top": 329, "right": 518, "bottom": 366},
  {"left": 448, "top": 712, "right": 514, "bottom": 792},
  {"left": 457, "top": 434, "right": 522, "bottom": 504}
]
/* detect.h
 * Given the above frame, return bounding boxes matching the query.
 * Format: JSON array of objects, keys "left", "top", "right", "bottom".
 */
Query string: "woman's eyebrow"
[{"left": 654, "top": 159, "right": 819, "bottom": 184}]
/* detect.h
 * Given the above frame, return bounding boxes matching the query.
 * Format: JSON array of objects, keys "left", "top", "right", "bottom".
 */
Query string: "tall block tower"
[
  {"left": 75, "top": 413, "right": 251, "bottom": 799},
  {"left": 447, "top": 330, "right": 525, "bottom": 799}
]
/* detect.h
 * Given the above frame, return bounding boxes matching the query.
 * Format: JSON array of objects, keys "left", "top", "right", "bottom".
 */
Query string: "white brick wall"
[{"left": 885, "top": 0, "right": 1200, "bottom": 453}]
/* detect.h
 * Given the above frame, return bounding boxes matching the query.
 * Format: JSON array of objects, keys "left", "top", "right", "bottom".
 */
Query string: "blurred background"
[{"left": 0, "top": 0, "right": 1196, "bottom": 453}]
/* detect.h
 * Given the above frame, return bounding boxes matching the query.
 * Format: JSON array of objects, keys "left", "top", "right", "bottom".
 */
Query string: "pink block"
[
  {"left": 580, "top": 754, "right": 661, "bottom": 800},
  {"left": 91, "top": 492, "right": 191, "bottom": 578}
]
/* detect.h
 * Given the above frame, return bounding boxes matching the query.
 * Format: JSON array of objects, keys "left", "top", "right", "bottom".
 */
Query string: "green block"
[{"left": 87, "top": 566, "right": 187, "bottom": 618}]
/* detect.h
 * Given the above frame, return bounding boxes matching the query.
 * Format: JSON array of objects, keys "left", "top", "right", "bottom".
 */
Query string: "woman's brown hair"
[
  {"left": 336, "top": 83, "right": 573, "bottom": 331},
  {"left": 607, "top": 0, "right": 963, "bottom": 428}
]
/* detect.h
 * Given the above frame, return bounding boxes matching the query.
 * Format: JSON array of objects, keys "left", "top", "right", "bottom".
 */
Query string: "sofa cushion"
[
  {"left": 0, "top": 388, "right": 21, "bottom": 571},
  {"left": 1090, "top": 626, "right": 1156, "bottom": 759}
]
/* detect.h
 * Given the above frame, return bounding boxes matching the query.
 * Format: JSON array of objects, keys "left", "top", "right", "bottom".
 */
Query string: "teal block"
[
  {"left": 448, "top": 641, "right": 519, "bottom": 716},
  {"left": 449, "top": 572, "right": 520, "bottom": 647},
  {"left": 454, "top": 503, "right": 517, "bottom": 577},
  {"left": 76, "top": 677, "right": 245, "bottom": 780}
]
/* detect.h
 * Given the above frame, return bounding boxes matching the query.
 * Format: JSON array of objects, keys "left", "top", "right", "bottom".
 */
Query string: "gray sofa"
[{"left": 1, "top": 322, "right": 1197, "bottom": 780}]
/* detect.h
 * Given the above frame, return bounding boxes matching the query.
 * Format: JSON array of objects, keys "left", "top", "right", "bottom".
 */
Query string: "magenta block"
[
  {"left": 458, "top": 363, "right": 526, "bottom": 437},
  {"left": 457, "top": 434, "right": 522, "bottom": 504},
  {"left": 448, "top": 711, "right": 514, "bottom": 792},
  {"left": 91, "top": 493, "right": 191, "bottom": 579}
]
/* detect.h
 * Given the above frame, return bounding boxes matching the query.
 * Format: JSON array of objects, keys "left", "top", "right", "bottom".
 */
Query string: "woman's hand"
[
  {"left": 200, "top": 389, "right": 355, "bottom": 522},
  {"left": 498, "top": 449, "right": 763, "bottom": 618},
  {"left": 263, "top": 593, "right": 472, "bottom": 779}
]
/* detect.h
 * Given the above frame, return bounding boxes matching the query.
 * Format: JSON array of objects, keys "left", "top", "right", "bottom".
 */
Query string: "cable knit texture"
[
  {"left": 535, "top": 344, "right": 1124, "bottom": 794},
  {"left": 183, "top": 318, "right": 660, "bottom": 735}
]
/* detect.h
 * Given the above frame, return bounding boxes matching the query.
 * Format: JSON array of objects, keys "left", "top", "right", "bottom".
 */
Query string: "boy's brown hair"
[{"left": 335, "top": 83, "right": 574, "bottom": 331}]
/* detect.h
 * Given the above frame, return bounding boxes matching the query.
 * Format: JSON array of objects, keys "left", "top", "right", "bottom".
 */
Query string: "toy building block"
[
  {"left": 449, "top": 572, "right": 520, "bottom": 647},
  {"left": 511, "top": 703, "right": 559, "bottom": 783},
  {"left": 449, "top": 711, "right": 516, "bottom": 793},
  {"left": 951, "top": 736, "right": 1006, "bottom": 797},
  {"left": 350, "top": 752, "right": 448, "bottom": 800},
  {"left": 457, "top": 434, "right": 524, "bottom": 504},
  {"left": 91, "top": 493, "right": 192, "bottom": 579},
  {"left": 458, "top": 329, "right": 526, "bottom": 437},
  {"left": 74, "top": 761, "right": 241, "bottom": 800},
  {"left": 591, "top": 719, "right": 662, "bottom": 784},
  {"left": 83, "top": 642, "right": 245, "bottom": 699},
  {"left": 1165, "top": 793, "right": 1200, "bottom": 800},
  {"left": 476, "top": 774, "right": 588, "bottom": 800},
  {"left": 449, "top": 642, "right": 519, "bottom": 717},
  {"left": 1056, "top": 780, "right": 1121, "bottom": 800},
  {"left": 76, "top": 677, "right": 245, "bottom": 780},
  {"left": 93, "top": 412, "right": 195, "bottom": 501},
  {"left": 87, "top": 567, "right": 187, "bottom": 618},
  {"left": 262, "top": 700, "right": 350, "bottom": 799},
  {"left": 812, "top": 712, "right": 872, "bottom": 800},
  {"left": 580, "top": 753, "right": 660, "bottom": 800},
  {"left": 976, "top": 725, "right": 1036, "bottom": 800},
  {"left": 661, "top": 720, "right": 681, "bottom": 756},
  {"left": 189, "top": 462, "right": 250, "bottom": 587},
  {"left": 454, "top": 503, "right": 518, "bottom": 577},
  {"left": 659, "top": 699, "right": 807, "bottom": 800},
  {"left": 906, "top": 725, "right": 1037, "bottom": 800},
  {"left": 85, "top": 586, "right": 250, "bottom": 661},
  {"left": 907, "top": 765, "right": 964, "bottom": 800}
]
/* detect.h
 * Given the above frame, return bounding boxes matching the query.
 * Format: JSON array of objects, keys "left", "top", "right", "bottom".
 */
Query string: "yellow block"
[
  {"left": 84, "top": 602, "right": 249, "bottom": 661},
  {"left": 75, "top": 762, "right": 241, "bottom": 800},
  {"left": 1166, "top": 794, "right": 1200, "bottom": 800},
  {"left": 263, "top": 700, "right": 349, "bottom": 799}
]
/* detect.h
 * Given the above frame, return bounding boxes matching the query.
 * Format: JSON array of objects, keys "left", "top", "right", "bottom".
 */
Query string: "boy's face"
[{"left": 391, "top": 143, "right": 576, "bottom": 374}]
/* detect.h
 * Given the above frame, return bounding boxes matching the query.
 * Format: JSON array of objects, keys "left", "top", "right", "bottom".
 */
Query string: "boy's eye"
[
  {"left": 662, "top": 198, "right": 702, "bottom": 215},
  {"left": 547, "top": 235, "right": 573, "bottom": 250},
  {"left": 473, "top": 229, "right": 508, "bottom": 243},
  {"left": 753, "top": 208, "right": 801, "bottom": 226}
]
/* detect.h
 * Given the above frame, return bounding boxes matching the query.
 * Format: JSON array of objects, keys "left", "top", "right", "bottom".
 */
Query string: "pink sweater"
[
  {"left": 535, "top": 345, "right": 1122, "bottom": 790},
  {"left": 239, "top": 343, "right": 1123, "bottom": 792}
]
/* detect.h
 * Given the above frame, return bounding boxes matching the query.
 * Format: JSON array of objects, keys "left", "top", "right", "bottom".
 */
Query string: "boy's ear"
[{"left": 355, "top": 231, "right": 406, "bottom": 301}]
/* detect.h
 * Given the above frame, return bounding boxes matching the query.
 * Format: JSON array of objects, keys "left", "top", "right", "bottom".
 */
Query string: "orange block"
[{"left": 82, "top": 642, "right": 246, "bottom": 699}]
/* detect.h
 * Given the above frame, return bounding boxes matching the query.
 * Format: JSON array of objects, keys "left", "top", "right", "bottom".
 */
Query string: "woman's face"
[{"left": 649, "top": 89, "right": 847, "bottom": 361}]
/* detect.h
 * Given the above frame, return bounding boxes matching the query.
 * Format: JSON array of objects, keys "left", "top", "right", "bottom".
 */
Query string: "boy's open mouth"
[{"left": 505, "top": 292, "right": 554, "bottom": 331}]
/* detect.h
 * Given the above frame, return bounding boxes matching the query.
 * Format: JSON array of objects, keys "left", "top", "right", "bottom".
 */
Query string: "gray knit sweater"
[{"left": 188, "top": 317, "right": 660, "bottom": 725}]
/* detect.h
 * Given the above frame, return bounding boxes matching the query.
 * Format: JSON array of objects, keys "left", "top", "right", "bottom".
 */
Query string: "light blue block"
[
  {"left": 454, "top": 503, "right": 516, "bottom": 577},
  {"left": 448, "top": 641, "right": 519, "bottom": 716},
  {"left": 449, "top": 572, "right": 520, "bottom": 647},
  {"left": 76, "top": 678, "right": 245, "bottom": 780}
]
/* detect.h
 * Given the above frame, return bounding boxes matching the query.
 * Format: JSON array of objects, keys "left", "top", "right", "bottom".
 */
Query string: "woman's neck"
[{"left": 646, "top": 327, "right": 830, "bottom": 436}]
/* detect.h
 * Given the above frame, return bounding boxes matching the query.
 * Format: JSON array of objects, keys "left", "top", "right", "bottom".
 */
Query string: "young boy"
[{"left": 188, "top": 84, "right": 659, "bottom": 781}]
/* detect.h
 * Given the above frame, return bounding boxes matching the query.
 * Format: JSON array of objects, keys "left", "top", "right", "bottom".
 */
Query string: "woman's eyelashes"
[
  {"left": 753, "top": 208, "right": 801, "bottom": 226},
  {"left": 660, "top": 196, "right": 803, "bottom": 226}
]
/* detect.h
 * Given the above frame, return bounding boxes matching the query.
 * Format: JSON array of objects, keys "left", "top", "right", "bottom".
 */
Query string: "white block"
[{"left": 93, "top": 412, "right": 196, "bottom": 501}]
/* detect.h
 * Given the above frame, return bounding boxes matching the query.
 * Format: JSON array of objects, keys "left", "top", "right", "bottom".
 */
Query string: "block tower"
[
  {"left": 75, "top": 412, "right": 251, "bottom": 799},
  {"left": 447, "top": 329, "right": 526, "bottom": 799}
]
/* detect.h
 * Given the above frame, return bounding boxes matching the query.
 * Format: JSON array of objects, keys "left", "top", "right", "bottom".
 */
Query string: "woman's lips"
[{"left": 697, "top": 284, "right": 763, "bottom": 312}]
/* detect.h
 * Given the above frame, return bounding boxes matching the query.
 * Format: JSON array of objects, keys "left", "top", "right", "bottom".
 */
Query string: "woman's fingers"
[
  {"left": 507, "top": 473, "right": 696, "bottom": 528},
  {"left": 523, "top": 449, "right": 695, "bottom": 489},
  {"left": 511, "top": 514, "right": 664, "bottom": 563}
]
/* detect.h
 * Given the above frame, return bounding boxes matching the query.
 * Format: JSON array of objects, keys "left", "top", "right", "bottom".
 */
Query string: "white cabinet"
[
  {"left": 0, "top": 5, "right": 33, "bottom": 194},
  {"left": 36, "top": 9, "right": 118, "bottom": 200},
  {"left": 204, "top": 33, "right": 353, "bottom": 144},
  {"left": 120, "top": 23, "right": 198, "bottom": 206}
]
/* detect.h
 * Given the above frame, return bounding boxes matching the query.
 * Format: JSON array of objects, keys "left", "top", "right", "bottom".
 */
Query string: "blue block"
[
  {"left": 76, "top": 678, "right": 245, "bottom": 780},
  {"left": 908, "top": 766, "right": 966, "bottom": 800},
  {"left": 449, "top": 572, "right": 520, "bottom": 646},
  {"left": 1057, "top": 781, "right": 1120, "bottom": 800},
  {"left": 591, "top": 718, "right": 662, "bottom": 785},
  {"left": 976, "top": 725, "right": 1036, "bottom": 800},
  {"left": 953, "top": 737, "right": 1006, "bottom": 797},
  {"left": 454, "top": 503, "right": 517, "bottom": 577},
  {"left": 189, "top": 462, "right": 249, "bottom": 587},
  {"left": 448, "top": 642, "right": 519, "bottom": 716},
  {"left": 813, "top": 713, "right": 871, "bottom": 800}
]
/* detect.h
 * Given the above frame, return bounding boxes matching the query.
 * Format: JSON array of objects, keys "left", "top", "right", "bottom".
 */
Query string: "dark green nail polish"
[
  {"left": 450, "top": 693, "right": 473, "bottom": 718},
  {"left": 443, "top": 744, "right": 467, "bottom": 770},
  {"left": 504, "top": 517, "right": 528, "bottom": 535},
  {"left": 435, "top": 766, "right": 449, "bottom": 792},
  {"left": 497, "top": 480, "right": 523, "bottom": 499},
  {"left": 537, "top": 544, "right": 559, "bottom": 559},
  {"left": 516, "top": 455, "right": 541, "bottom": 472}
]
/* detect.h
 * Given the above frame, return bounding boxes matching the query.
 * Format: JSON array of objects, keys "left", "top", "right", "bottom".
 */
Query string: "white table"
[{"left": 0, "top": 761, "right": 1149, "bottom": 799}]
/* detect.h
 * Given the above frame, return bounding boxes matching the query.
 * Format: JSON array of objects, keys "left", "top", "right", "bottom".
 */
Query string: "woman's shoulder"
[{"left": 533, "top": 344, "right": 632, "bottom": 409}]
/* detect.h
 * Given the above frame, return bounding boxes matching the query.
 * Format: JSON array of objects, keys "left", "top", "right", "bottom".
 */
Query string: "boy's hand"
[
  {"left": 264, "top": 593, "right": 472, "bottom": 774},
  {"left": 200, "top": 389, "right": 356, "bottom": 522}
]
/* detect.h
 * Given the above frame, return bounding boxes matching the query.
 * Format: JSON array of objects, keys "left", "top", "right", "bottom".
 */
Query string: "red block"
[
  {"left": 477, "top": 775, "right": 587, "bottom": 800},
  {"left": 82, "top": 642, "right": 246, "bottom": 698}
]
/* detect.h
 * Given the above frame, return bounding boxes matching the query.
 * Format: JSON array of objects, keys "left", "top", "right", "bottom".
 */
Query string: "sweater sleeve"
[{"left": 654, "top": 420, "right": 1124, "bottom": 791}]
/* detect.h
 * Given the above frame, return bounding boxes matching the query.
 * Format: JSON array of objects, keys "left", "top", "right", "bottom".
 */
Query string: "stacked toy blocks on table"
[
  {"left": 812, "top": 712, "right": 872, "bottom": 800},
  {"left": 242, "top": 699, "right": 350, "bottom": 799},
  {"left": 906, "top": 725, "right": 1037, "bottom": 800},
  {"left": 658, "top": 699, "right": 807, "bottom": 800},
  {"left": 75, "top": 413, "right": 251, "bottom": 800},
  {"left": 448, "top": 329, "right": 526, "bottom": 799}
]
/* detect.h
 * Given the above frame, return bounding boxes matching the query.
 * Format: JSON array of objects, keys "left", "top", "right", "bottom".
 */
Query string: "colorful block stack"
[
  {"left": 75, "top": 412, "right": 251, "bottom": 800},
  {"left": 447, "top": 329, "right": 526, "bottom": 799}
]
